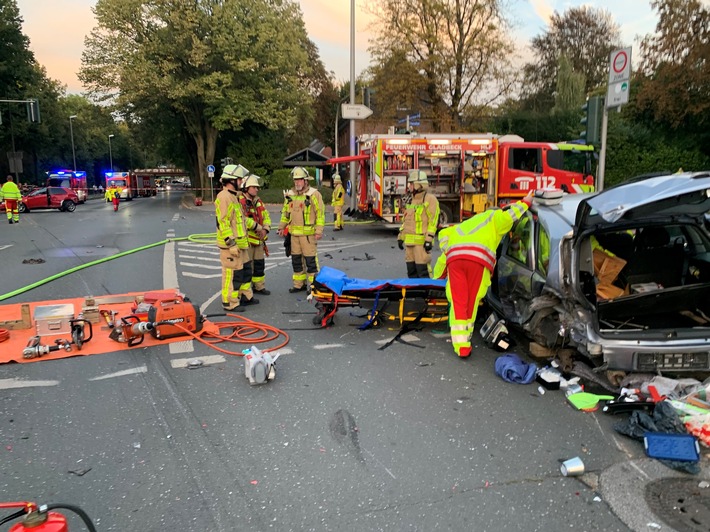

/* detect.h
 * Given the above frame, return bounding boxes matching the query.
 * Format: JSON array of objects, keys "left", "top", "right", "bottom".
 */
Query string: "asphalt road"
[{"left": 0, "top": 191, "right": 707, "bottom": 531}]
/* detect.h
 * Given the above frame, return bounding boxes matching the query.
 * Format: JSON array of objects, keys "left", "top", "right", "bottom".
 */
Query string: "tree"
[
  {"left": 367, "top": 0, "right": 517, "bottom": 130},
  {"left": 80, "top": 0, "right": 317, "bottom": 195},
  {"left": 523, "top": 6, "right": 622, "bottom": 104},
  {"left": 635, "top": 0, "right": 710, "bottom": 132}
]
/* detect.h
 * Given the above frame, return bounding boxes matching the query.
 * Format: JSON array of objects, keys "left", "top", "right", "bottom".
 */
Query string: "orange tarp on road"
[{"left": 0, "top": 292, "right": 220, "bottom": 364}]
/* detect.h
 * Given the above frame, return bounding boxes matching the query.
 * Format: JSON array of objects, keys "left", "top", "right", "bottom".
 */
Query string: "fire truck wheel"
[
  {"left": 62, "top": 200, "right": 77, "bottom": 212},
  {"left": 438, "top": 204, "right": 454, "bottom": 226}
]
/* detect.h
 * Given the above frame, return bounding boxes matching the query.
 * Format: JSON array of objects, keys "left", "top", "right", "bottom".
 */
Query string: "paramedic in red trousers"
[
  {"left": 277, "top": 167, "right": 325, "bottom": 292},
  {"left": 331, "top": 174, "right": 345, "bottom": 231},
  {"left": 397, "top": 170, "right": 440, "bottom": 278},
  {"left": 1, "top": 175, "right": 22, "bottom": 224},
  {"left": 215, "top": 164, "right": 264, "bottom": 311},
  {"left": 433, "top": 190, "right": 534, "bottom": 357},
  {"left": 240, "top": 174, "right": 271, "bottom": 296}
]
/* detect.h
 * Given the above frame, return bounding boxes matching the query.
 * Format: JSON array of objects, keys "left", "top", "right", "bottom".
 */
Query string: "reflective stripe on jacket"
[
  {"left": 398, "top": 191, "right": 439, "bottom": 245},
  {"left": 434, "top": 201, "right": 529, "bottom": 278},
  {"left": 215, "top": 188, "right": 249, "bottom": 249},
  {"left": 278, "top": 187, "right": 325, "bottom": 236}
]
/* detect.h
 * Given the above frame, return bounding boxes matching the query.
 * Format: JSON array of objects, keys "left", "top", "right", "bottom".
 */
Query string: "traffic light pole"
[{"left": 597, "top": 107, "right": 609, "bottom": 191}]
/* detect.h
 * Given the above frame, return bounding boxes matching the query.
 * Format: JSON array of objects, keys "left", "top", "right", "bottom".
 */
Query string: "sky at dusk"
[{"left": 15, "top": 0, "right": 696, "bottom": 95}]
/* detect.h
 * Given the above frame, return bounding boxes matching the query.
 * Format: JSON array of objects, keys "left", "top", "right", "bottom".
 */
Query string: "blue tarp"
[{"left": 314, "top": 266, "right": 446, "bottom": 296}]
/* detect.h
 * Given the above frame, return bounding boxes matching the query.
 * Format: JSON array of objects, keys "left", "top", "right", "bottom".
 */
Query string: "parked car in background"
[
  {"left": 486, "top": 171, "right": 710, "bottom": 376},
  {"left": 1, "top": 186, "right": 80, "bottom": 213}
]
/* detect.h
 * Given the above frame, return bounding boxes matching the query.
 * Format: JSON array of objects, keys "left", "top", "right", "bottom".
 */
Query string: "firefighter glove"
[
  {"left": 397, "top": 239, "right": 404, "bottom": 250},
  {"left": 424, "top": 241, "right": 432, "bottom": 253},
  {"left": 228, "top": 246, "right": 240, "bottom": 258}
]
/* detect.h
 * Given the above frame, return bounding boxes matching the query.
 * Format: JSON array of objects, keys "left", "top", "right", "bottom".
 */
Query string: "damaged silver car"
[{"left": 486, "top": 171, "right": 710, "bottom": 374}]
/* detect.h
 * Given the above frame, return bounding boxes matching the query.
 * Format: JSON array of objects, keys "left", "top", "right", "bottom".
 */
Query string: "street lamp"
[
  {"left": 108, "top": 134, "right": 115, "bottom": 171},
  {"left": 69, "top": 115, "right": 77, "bottom": 171}
]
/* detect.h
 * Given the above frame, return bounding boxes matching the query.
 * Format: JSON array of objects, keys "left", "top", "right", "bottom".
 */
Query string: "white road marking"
[
  {"left": 170, "top": 355, "right": 226, "bottom": 368},
  {"left": 179, "top": 254, "right": 220, "bottom": 261},
  {"left": 172, "top": 213, "right": 180, "bottom": 222},
  {"left": 179, "top": 262, "right": 221, "bottom": 270},
  {"left": 313, "top": 344, "right": 345, "bottom": 350},
  {"left": 89, "top": 366, "right": 148, "bottom": 381},
  {"left": 0, "top": 378, "right": 60, "bottom": 390},
  {"left": 184, "top": 272, "right": 221, "bottom": 279},
  {"left": 375, "top": 333, "right": 420, "bottom": 345},
  {"left": 0, "top": 244, "right": 13, "bottom": 251},
  {"left": 169, "top": 339, "right": 194, "bottom": 353}
]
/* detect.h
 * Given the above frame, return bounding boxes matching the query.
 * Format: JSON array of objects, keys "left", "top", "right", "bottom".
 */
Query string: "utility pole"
[{"left": 348, "top": 0, "right": 356, "bottom": 212}]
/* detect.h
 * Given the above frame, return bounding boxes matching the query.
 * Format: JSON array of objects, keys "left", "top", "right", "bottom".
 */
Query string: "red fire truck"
[
  {"left": 46, "top": 170, "right": 88, "bottom": 203},
  {"left": 105, "top": 171, "right": 156, "bottom": 200},
  {"left": 331, "top": 133, "right": 595, "bottom": 224}
]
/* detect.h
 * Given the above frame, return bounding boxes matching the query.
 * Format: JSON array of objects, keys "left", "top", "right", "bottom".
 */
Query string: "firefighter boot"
[
  {"left": 406, "top": 262, "right": 417, "bottom": 278},
  {"left": 240, "top": 295, "right": 260, "bottom": 306}
]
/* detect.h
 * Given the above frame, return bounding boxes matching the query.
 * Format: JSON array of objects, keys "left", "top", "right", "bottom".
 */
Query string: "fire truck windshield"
[{"left": 110, "top": 179, "right": 128, "bottom": 187}]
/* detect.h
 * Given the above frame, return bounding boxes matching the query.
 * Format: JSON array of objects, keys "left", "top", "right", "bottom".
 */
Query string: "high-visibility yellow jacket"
[
  {"left": 434, "top": 200, "right": 530, "bottom": 279},
  {"left": 0, "top": 181, "right": 21, "bottom": 201},
  {"left": 332, "top": 184, "right": 345, "bottom": 207},
  {"left": 278, "top": 187, "right": 325, "bottom": 237},
  {"left": 215, "top": 188, "right": 253, "bottom": 249},
  {"left": 398, "top": 191, "right": 439, "bottom": 246},
  {"left": 241, "top": 194, "right": 271, "bottom": 246}
]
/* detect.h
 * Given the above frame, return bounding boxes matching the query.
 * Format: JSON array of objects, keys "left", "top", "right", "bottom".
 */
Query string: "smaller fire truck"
[
  {"left": 331, "top": 133, "right": 595, "bottom": 225},
  {"left": 46, "top": 170, "right": 88, "bottom": 203},
  {"left": 105, "top": 171, "right": 156, "bottom": 200}
]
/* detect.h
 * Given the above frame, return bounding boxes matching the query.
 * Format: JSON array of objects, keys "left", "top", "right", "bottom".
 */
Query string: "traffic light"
[
  {"left": 580, "top": 95, "right": 603, "bottom": 146},
  {"left": 26, "top": 98, "right": 41, "bottom": 123}
]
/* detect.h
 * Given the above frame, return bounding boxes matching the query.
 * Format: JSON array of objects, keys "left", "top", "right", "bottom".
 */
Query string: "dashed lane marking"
[
  {"left": 0, "top": 378, "right": 60, "bottom": 390},
  {"left": 89, "top": 366, "right": 148, "bottom": 381}
]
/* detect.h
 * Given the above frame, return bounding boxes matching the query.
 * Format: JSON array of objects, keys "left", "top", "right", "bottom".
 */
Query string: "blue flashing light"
[{"left": 105, "top": 172, "right": 114, "bottom": 178}]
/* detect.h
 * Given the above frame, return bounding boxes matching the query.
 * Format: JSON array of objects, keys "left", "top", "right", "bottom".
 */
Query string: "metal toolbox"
[{"left": 34, "top": 304, "right": 75, "bottom": 337}]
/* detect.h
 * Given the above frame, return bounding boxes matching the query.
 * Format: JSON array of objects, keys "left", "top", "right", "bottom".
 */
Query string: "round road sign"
[{"left": 612, "top": 50, "right": 628, "bottom": 73}]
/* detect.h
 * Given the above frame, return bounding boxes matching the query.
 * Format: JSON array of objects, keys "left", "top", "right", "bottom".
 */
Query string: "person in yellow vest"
[
  {"left": 240, "top": 174, "right": 271, "bottom": 296},
  {"left": 215, "top": 165, "right": 264, "bottom": 311},
  {"left": 332, "top": 174, "right": 345, "bottom": 231},
  {"left": 397, "top": 170, "right": 439, "bottom": 278},
  {"left": 1, "top": 175, "right": 22, "bottom": 224},
  {"left": 433, "top": 190, "right": 534, "bottom": 357},
  {"left": 277, "top": 167, "right": 325, "bottom": 292}
]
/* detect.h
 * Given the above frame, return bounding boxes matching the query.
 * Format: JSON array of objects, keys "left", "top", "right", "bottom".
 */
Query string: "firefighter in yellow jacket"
[
  {"left": 277, "top": 167, "right": 325, "bottom": 292},
  {"left": 215, "top": 165, "right": 264, "bottom": 311},
  {"left": 1, "top": 175, "right": 22, "bottom": 224},
  {"left": 433, "top": 191, "right": 533, "bottom": 357},
  {"left": 397, "top": 170, "right": 439, "bottom": 278},
  {"left": 240, "top": 174, "right": 271, "bottom": 296},
  {"left": 332, "top": 174, "right": 345, "bottom": 231}
]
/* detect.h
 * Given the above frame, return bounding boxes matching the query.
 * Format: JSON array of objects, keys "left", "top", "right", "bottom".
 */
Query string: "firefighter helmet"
[
  {"left": 408, "top": 170, "right": 428, "bottom": 184},
  {"left": 243, "top": 175, "right": 260, "bottom": 189},
  {"left": 221, "top": 164, "right": 250, "bottom": 184},
  {"left": 290, "top": 167, "right": 312, "bottom": 180},
  {"left": 333, "top": 174, "right": 342, "bottom": 183}
]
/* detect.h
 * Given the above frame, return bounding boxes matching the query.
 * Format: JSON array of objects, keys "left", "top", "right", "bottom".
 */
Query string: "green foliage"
[
  {"left": 523, "top": 6, "right": 622, "bottom": 99},
  {"left": 80, "top": 0, "right": 320, "bottom": 193},
  {"left": 259, "top": 167, "right": 332, "bottom": 204},
  {"left": 368, "top": 0, "right": 516, "bottom": 128}
]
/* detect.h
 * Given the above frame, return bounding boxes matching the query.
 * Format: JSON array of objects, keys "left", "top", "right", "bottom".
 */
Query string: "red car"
[{"left": 0, "top": 186, "right": 79, "bottom": 213}]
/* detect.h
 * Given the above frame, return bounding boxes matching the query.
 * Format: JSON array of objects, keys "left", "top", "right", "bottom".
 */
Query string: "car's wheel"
[
  {"left": 63, "top": 200, "right": 76, "bottom": 212},
  {"left": 439, "top": 203, "right": 454, "bottom": 226},
  {"left": 18, "top": 202, "right": 28, "bottom": 213}
]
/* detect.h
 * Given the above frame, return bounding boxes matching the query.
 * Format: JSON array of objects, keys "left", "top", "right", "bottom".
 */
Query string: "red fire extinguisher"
[{"left": 0, "top": 501, "right": 96, "bottom": 531}]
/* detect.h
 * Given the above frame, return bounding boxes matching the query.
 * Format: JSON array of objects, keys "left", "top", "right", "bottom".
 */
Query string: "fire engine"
[
  {"left": 332, "top": 133, "right": 595, "bottom": 224},
  {"left": 105, "top": 171, "right": 156, "bottom": 200},
  {"left": 46, "top": 170, "right": 88, "bottom": 203}
]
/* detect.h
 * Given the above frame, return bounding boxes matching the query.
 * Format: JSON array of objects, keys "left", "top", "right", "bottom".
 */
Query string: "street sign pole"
[{"left": 598, "top": 47, "right": 632, "bottom": 192}]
